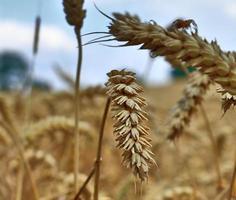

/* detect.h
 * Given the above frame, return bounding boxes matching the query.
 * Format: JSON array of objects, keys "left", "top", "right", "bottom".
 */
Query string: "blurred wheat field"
[
  {"left": 0, "top": 79, "right": 235, "bottom": 199},
  {"left": 1, "top": 0, "right": 236, "bottom": 200}
]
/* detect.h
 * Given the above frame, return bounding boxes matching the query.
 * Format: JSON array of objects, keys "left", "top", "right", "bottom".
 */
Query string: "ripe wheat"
[
  {"left": 168, "top": 72, "right": 211, "bottom": 140},
  {"left": 105, "top": 69, "right": 156, "bottom": 181},
  {"left": 107, "top": 13, "right": 236, "bottom": 106}
]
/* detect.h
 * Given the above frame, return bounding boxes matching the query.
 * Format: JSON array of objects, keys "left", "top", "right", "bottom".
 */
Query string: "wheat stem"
[
  {"left": 74, "top": 30, "right": 83, "bottom": 193},
  {"left": 199, "top": 105, "right": 223, "bottom": 190},
  {"left": 94, "top": 98, "right": 111, "bottom": 200},
  {"left": 16, "top": 160, "right": 24, "bottom": 200},
  {"left": 227, "top": 154, "right": 236, "bottom": 200},
  {"left": 74, "top": 167, "right": 95, "bottom": 200}
]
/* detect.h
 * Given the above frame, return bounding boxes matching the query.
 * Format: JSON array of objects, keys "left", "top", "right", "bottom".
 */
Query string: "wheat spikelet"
[
  {"left": 63, "top": 0, "right": 86, "bottom": 33},
  {"left": 167, "top": 72, "right": 211, "bottom": 140},
  {"left": 219, "top": 90, "right": 236, "bottom": 113},
  {"left": 105, "top": 69, "right": 156, "bottom": 181},
  {"left": 108, "top": 13, "right": 236, "bottom": 101},
  {"left": 25, "top": 116, "right": 94, "bottom": 142}
]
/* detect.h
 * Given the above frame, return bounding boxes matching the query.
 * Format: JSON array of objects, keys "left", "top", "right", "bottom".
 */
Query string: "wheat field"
[{"left": 0, "top": 0, "right": 236, "bottom": 200}]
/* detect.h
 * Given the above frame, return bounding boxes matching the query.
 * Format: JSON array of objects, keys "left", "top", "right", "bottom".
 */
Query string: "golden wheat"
[
  {"left": 25, "top": 116, "right": 94, "bottom": 142},
  {"left": 106, "top": 69, "right": 156, "bottom": 181},
  {"left": 167, "top": 72, "right": 211, "bottom": 140},
  {"left": 108, "top": 13, "right": 236, "bottom": 103}
]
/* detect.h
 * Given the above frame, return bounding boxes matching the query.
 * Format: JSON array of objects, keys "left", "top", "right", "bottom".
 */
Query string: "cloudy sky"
[{"left": 1, "top": 0, "right": 236, "bottom": 89}]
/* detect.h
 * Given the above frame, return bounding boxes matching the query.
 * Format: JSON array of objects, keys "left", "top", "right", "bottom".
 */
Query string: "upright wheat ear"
[
  {"left": 63, "top": 0, "right": 86, "bottom": 33},
  {"left": 105, "top": 69, "right": 156, "bottom": 181}
]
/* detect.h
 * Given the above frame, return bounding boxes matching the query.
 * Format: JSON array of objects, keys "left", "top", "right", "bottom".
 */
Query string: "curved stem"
[{"left": 74, "top": 29, "right": 83, "bottom": 193}]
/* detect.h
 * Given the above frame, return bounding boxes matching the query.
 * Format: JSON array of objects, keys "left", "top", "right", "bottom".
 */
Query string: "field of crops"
[{"left": 0, "top": 0, "right": 236, "bottom": 200}]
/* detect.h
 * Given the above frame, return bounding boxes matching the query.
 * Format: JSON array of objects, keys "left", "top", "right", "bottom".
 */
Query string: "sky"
[{"left": 1, "top": 0, "right": 236, "bottom": 89}]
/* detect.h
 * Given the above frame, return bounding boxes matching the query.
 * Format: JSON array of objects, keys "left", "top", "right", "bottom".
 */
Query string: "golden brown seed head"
[
  {"left": 63, "top": 0, "right": 86, "bottom": 31},
  {"left": 106, "top": 69, "right": 156, "bottom": 181},
  {"left": 108, "top": 12, "right": 236, "bottom": 109},
  {"left": 168, "top": 72, "right": 211, "bottom": 140}
]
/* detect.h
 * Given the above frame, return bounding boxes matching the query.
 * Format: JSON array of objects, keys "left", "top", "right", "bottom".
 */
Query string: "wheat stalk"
[
  {"left": 105, "top": 69, "right": 156, "bottom": 181},
  {"left": 63, "top": 0, "right": 86, "bottom": 192},
  {"left": 107, "top": 13, "right": 236, "bottom": 104},
  {"left": 167, "top": 72, "right": 211, "bottom": 140},
  {"left": 0, "top": 95, "right": 15, "bottom": 128}
]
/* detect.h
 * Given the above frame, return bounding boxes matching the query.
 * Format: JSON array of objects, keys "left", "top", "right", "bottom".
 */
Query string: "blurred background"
[{"left": 0, "top": 0, "right": 236, "bottom": 90}]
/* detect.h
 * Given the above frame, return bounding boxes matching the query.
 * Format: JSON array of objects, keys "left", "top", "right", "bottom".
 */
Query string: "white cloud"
[
  {"left": 0, "top": 20, "right": 75, "bottom": 53},
  {"left": 224, "top": 2, "right": 236, "bottom": 19}
]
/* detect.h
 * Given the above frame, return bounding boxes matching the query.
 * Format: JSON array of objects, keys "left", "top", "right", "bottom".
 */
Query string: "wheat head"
[
  {"left": 63, "top": 0, "right": 86, "bottom": 33},
  {"left": 105, "top": 69, "right": 156, "bottom": 181},
  {"left": 107, "top": 13, "right": 236, "bottom": 103},
  {"left": 167, "top": 72, "right": 211, "bottom": 140}
]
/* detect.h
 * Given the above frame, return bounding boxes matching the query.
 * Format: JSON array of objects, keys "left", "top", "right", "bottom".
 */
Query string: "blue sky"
[{"left": 1, "top": 0, "right": 236, "bottom": 89}]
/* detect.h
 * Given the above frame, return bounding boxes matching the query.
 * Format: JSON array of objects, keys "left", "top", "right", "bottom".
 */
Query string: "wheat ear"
[
  {"left": 63, "top": 0, "right": 86, "bottom": 192},
  {"left": 167, "top": 72, "right": 211, "bottom": 140},
  {"left": 105, "top": 69, "right": 156, "bottom": 181},
  {"left": 107, "top": 13, "right": 236, "bottom": 102},
  {"left": 25, "top": 116, "right": 94, "bottom": 142}
]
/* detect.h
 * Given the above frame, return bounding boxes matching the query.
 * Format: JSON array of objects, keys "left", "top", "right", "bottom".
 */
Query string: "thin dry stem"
[
  {"left": 63, "top": 0, "right": 86, "bottom": 192},
  {"left": 74, "top": 167, "right": 95, "bottom": 200},
  {"left": 94, "top": 98, "right": 111, "bottom": 200}
]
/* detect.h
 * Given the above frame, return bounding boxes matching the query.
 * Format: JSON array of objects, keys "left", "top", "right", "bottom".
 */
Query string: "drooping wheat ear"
[
  {"left": 167, "top": 72, "right": 211, "bottom": 140},
  {"left": 105, "top": 69, "right": 156, "bottom": 181},
  {"left": 63, "top": 0, "right": 86, "bottom": 191},
  {"left": 108, "top": 13, "right": 236, "bottom": 100}
]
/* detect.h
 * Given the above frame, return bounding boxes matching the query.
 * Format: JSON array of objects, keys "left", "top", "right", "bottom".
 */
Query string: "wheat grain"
[{"left": 106, "top": 69, "right": 156, "bottom": 181}]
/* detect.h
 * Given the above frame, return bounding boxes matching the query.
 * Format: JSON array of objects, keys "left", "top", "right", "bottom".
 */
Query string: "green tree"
[{"left": 0, "top": 51, "right": 29, "bottom": 90}]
